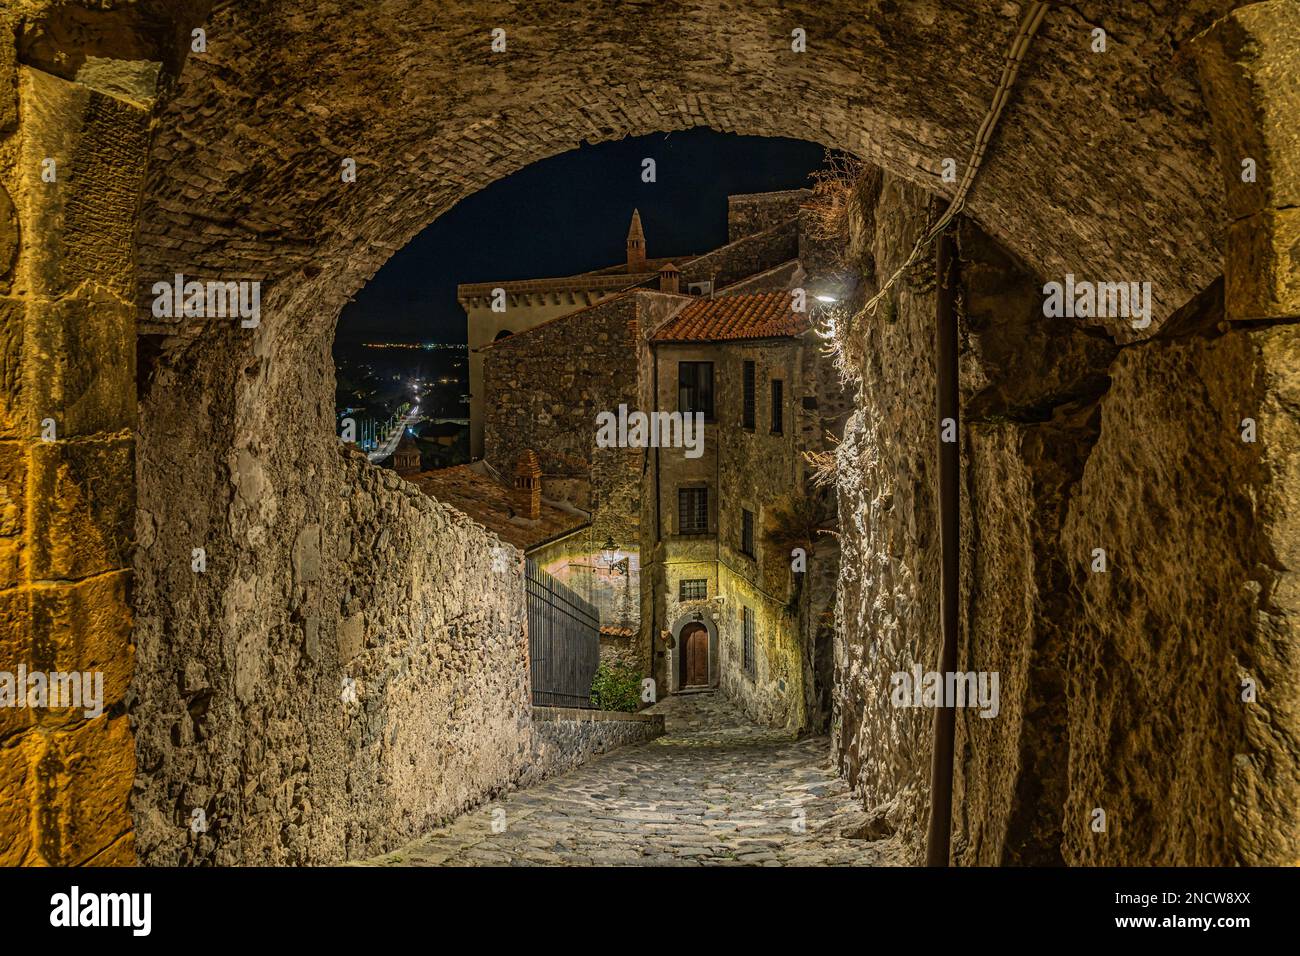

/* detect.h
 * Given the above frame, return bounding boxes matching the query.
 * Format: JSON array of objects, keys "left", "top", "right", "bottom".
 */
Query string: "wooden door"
[{"left": 684, "top": 623, "right": 709, "bottom": 686}]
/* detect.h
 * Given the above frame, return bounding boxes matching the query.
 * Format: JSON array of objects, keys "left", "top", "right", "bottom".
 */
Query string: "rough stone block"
[
  {"left": 17, "top": 68, "right": 151, "bottom": 301},
  {"left": 30, "top": 572, "right": 133, "bottom": 721},
  {"left": 0, "top": 297, "right": 22, "bottom": 438},
  {"left": 0, "top": 438, "right": 22, "bottom": 537},
  {"left": 0, "top": 537, "right": 17, "bottom": 592},
  {"left": 0, "top": 588, "right": 32, "bottom": 741},
  {"left": 23, "top": 292, "right": 136, "bottom": 438},
  {"left": 339, "top": 613, "right": 364, "bottom": 661},
  {"left": 293, "top": 523, "right": 321, "bottom": 584},
  {"left": 1236, "top": 323, "right": 1300, "bottom": 865},
  {"left": 0, "top": 731, "right": 36, "bottom": 865},
  {"left": 0, "top": 8, "right": 14, "bottom": 136},
  {"left": 37, "top": 713, "right": 135, "bottom": 865},
  {"left": 1194, "top": 0, "right": 1300, "bottom": 222},
  {"left": 1225, "top": 207, "right": 1300, "bottom": 321},
  {"left": 303, "top": 616, "right": 320, "bottom": 661},
  {"left": 27, "top": 435, "right": 134, "bottom": 581},
  {"left": 0, "top": 184, "right": 16, "bottom": 289}
]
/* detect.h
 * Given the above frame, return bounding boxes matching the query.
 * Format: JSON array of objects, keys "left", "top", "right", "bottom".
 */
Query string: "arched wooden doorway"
[{"left": 680, "top": 622, "right": 710, "bottom": 688}]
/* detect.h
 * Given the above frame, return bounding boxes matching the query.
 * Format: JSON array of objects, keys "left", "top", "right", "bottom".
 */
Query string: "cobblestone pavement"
[{"left": 364, "top": 691, "right": 905, "bottom": 866}]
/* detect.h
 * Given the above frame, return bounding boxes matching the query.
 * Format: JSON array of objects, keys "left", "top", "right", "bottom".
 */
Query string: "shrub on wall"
[{"left": 590, "top": 662, "right": 643, "bottom": 713}]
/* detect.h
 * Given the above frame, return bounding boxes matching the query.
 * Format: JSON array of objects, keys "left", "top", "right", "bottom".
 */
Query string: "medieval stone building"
[
  {"left": 444, "top": 192, "right": 846, "bottom": 724},
  {"left": 644, "top": 291, "right": 847, "bottom": 731}
]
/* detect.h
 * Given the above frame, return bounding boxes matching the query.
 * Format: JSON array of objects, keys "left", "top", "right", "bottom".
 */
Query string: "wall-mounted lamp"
[{"left": 600, "top": 536, "right": 628, "bottom": 576}]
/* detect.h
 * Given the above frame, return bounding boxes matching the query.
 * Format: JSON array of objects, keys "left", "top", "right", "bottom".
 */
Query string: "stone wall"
[
  {"left": 1056, "top": 320, "right": 1297, "bottom": 865},
  {"left": 523, "top": 706, "right": 664, "bottom": 785},
  {"left": 728, "top": 190, "right": 812, "bottom": 243},
  {"left": 484, "top": 292, "right": 638, "bottom": 481},
  {"left": 832, "top": 176, "right": 941, "bottom": 854},
  {"left": 0, "top": 59, "right": 154, "bottom": 866},
  {"left": 598, "top": 630, "right": 643, "bottom": 672},
  {"left": 484, "top": 290, "right": 686, "bottom": 649},
  {"left": 131, "top": 437, "right": 533, "bottom": 863},
  {"left": 681, "top": 219, "right": 799, "bottom": 291},
  {"left": 713, "top": 339, "right": 814, "bottom": 732},
  {"left": 483, "top": 291, "right": 673, "bottom": 554},
  {"left": 833, "top": 171, "right": 1300, "bottom": 866}
]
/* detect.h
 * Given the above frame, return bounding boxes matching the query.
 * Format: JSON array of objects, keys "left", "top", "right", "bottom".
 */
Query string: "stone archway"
[{"left": 1, "top": 0, "right": 1296, "bottom": 867}]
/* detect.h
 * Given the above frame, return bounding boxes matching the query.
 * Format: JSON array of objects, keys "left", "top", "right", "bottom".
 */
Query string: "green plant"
[{"left": 590, "top": 661, "right": 643, "bottom": 713}]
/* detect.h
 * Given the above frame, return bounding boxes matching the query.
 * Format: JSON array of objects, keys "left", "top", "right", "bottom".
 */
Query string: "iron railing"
[{"left": 525, "top": 558, "right": 600, "bottom": 708}]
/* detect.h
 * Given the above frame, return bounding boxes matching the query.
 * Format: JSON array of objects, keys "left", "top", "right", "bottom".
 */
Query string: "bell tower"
[{"left": 626, "top": 208, "right": 646, "bottom": 272}]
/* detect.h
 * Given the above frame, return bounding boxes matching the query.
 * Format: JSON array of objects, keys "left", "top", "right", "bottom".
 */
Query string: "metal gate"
[{"left": 525, "top": 558, "right": 600, "bottom": 707}]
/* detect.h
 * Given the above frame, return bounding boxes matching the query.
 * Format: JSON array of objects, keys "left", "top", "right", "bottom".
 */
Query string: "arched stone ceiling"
[{"left": 136, "top": 0, "right": 1238, "bottom": 345}]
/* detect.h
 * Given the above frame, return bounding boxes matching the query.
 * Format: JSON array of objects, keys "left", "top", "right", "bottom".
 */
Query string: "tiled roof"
[
  {"left": 651, "top": 291, "right": 809, "bottom": 343},
  {"left": 409, "top": 464, "right": 588, "bottom": 551}
]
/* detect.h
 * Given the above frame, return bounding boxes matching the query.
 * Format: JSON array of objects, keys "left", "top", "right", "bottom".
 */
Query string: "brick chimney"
[
  {"left": 658, "top": 262, "right": 680, "bottom": 294},
  {"left": 626, "top": 208, "right": 646, "bottom": 273},
  {"left": 513, "top": 450, "right": 541, "bottom": 520}
]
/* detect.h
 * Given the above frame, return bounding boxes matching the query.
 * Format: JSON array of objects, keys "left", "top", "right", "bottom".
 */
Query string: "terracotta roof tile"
[
  {"left": 651, "top": 291, "right": 808, "bottom": 343},
  {"left": 409, "top": 464, "right": 587, "bottom": 551}
]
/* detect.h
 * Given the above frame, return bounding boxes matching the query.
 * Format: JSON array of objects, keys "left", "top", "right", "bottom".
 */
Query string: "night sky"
[{"left": 334, "top": 129, "right": 828, "bottom": 346}]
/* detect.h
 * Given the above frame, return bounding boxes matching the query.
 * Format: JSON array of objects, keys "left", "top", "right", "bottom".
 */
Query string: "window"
[
  {"left": 770, "top": 379, "right": 784, "bottom": 434},
  {"left": 742, "top": 607, "right": 756, "bottom": 679},
  {"left": 679, "top": 579, "right": 708, "bottom": 601},
  {"left": 678, "top": 487, "right": 709, "bottom": 535},
  {"left": 742, "top": 360, "right": 756, "bottom": 429},
  {"left": 678, "top": 362, "right": 714, "bottom": 419},
  {"left": 741, "top": 508, "right": 755, "bottom": 558}
]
